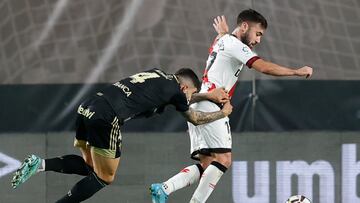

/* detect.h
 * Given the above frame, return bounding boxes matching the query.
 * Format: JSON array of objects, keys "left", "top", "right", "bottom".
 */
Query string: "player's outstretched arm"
[
  {"left": 182, "top": 101, "right": 232, "bottom": 126},
  {"left": 252, "top": 59, "right": 313, "bottom": 78},
  {"left": 190, "top": 88, "right": 229, "bottom": 104}
]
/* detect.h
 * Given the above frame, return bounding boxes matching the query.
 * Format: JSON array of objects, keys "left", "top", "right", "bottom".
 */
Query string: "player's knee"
[
  {"left": 100, "top": 175, "right": 115, "bottom": 184},
  {"left": 200, "top": 162, "right": 210, "bottom": 170},
  {"left": 218, "top": 159, "right": 231, "bottom": 168},
  {"left": 215, "top": 153, "right": 232, "bottom": 168},
  {"left": 224, "top": 159, "right": 232, "bottom": 168},
  {"left": 199, "top": 156, "right": 213, "bottom": 169},
  {"left": 224, "top": 155, "right": 232, "bottom": 168},
  {"left": 96, "top": 172, "right": 116, "bottom": 184}
]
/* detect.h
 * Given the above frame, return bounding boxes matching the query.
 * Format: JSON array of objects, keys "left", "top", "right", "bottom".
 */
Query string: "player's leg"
[
  {"left": 56, "top": 147, "right": 120, "bottom": 202},
  {"left": 150, "top": 123, "right": 208, "bottom": 203},
  {"left": 157, "top": 153, "right": 214, "bottom": 190},
  {"left": 11, "top": 140, "right": 93, "bottom": 189},
  {"left": 149, "top": 153, "right": 220, "bottom": 203},
  {"left": 190, "top": 152, "right": 231, "bottom": 203},
  {"left": 42, "top": 141, "right": 94, "bottom": 175},
  {"left": 198, "top": 154, "right": 214, "bottom": 169},
  {"left": 56, "top": 100, "right": 123, "bottom": 202},
  {"left": 26, "top": 113, "right": 94, "bottom": 178},
  {"left": 39, "top": 105, "right": 95, "bottom": 176},
  {"left": 90, "top": 147, "right": 120, "bottom": 183},
  {"left": 154, "top": 164, "right": 204, "bottom": 195},
  {"left": 150, "top": 164, "right": 204, "bottom": 203},
  {"left": 212, "top": 151, "right": 232, "bottom": 168},
  {"left": 189, "top": 117, "right": 232, "bottom": 203},
  {"left": 78, "top": 139, "right": 93, "bottom": 167}
]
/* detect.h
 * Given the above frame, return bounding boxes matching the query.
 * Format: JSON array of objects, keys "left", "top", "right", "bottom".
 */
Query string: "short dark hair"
[
  {"left": 237, "top": 9, "right": 268, "bottom": 29},
  {"left": 175, "top": 68, "right": 201, "bottom": 90}
]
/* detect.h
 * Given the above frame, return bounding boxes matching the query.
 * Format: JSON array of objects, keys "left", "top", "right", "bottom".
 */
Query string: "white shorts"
[{"left": 188, "top": 100, "right": 232, "bottom": 160}]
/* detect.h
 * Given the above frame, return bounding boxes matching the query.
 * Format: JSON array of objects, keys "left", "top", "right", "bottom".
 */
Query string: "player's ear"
[
  {"left": 180, "top": 84, "right": 188, "bottom": 92},
  {"left": 240, "top": 22, "right": 249, "bottom": 32}
]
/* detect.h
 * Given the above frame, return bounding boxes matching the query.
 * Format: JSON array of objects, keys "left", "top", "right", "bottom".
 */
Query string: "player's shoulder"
[
  {"left": 142, "top": 68, "right": 176, "bottom": 80},
  {"left": 221, "top": 34, "right": 247, "bottom": 48},
  {"left": 221, "top": 34, "right": 253, "bottom": 55}
]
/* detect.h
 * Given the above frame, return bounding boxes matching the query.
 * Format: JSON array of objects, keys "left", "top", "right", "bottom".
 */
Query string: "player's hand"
[
  {"left": 221, "top": 101, "right": 233, "bottom": 116},
  {"left": 209, "top": 88, "right": 229, "bottom": 103},
  {"left": 295, "top": 66, "right": 313, "bottom": 78},
  {"left": 213, "top": 15, "right": 229, "bottom": 36}
]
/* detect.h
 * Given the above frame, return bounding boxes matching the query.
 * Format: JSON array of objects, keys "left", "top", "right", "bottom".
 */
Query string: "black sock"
[
  {"left": 195, "top": 163, "right": 205, "bottom": 176},
  {"left": 45, "top": 155, "right": 93, "bottom": 176},
  {"left": 56, "top": 172, "right": 108, "bottom": 203}
]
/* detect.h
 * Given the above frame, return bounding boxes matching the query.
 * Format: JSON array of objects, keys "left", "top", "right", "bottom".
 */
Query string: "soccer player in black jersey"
[{"left": 11, "top": 68, "right": 232, "bottom": 202}]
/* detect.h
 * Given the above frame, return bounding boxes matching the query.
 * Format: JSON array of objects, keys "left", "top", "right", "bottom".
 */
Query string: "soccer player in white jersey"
[{"left": 150, "top": 9, "right": 313, "bottom": 203}]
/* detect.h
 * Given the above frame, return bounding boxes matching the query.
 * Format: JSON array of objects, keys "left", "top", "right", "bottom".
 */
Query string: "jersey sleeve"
[
  {"left": 170, "top": 92, "right": 189, "bottom": 112},
  {"left": 227, "top": 38, "right": 260, "bottom": 68}
]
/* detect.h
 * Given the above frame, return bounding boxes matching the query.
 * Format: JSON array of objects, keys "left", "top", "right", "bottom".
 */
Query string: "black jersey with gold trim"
[{"left": 99, "top": 68, "right": 189, "bottom": 122}]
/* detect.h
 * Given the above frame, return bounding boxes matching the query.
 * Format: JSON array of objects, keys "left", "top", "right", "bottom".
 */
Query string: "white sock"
[
  {"left": 190, "top": 162, "right": 227, "bottom": 203},
  {"left": 37, "top": 159, "right": 46, "bottom": 172},
  {"left": 162, "top": 164, "right": 203, "bottom": 195}
]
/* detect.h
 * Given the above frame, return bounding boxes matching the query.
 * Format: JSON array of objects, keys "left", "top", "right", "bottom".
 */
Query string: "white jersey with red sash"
[
  {"left": 202, "top": 34, "right": 260, "bottom": 98},
  {"left": 187, "top": 34, "right": 261, "bottom": 158}
]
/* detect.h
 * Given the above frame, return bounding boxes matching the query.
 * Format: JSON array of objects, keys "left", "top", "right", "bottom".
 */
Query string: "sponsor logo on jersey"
[
  {"left": 77, "top": 105, "right": 95, "bottom": 119},
  {"left": 113, "top": 82, "right": 132, "bottom": 97},
  {"left": 242, "top": 46, "right": 250, "bottom": 53}
]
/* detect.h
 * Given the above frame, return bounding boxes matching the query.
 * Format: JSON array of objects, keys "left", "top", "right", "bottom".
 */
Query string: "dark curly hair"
[{"left": 237, "top": 9, "right": 268, "bottom": 29}]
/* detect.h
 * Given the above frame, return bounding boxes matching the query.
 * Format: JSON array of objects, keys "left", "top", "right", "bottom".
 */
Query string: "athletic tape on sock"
[{"left": 210, "top": 161, "right": 227, "bottom": 173}]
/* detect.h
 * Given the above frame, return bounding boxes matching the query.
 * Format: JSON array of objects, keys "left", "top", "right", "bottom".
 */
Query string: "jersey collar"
[{"left": 173, "top": 74, "right": 180, "bottom": 84}]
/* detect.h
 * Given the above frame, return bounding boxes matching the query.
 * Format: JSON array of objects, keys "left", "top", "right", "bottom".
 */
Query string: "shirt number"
[
  {"left": 129, "top": 72, "right": 160, "bottom": 84},
  {"left": 225, "top": 121, "right": 230, "bottom": 134}
]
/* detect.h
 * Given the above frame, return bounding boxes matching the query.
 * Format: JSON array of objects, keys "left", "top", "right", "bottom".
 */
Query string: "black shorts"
[{"left": 75, "top": 95, "right": 123, "bottom": 158}]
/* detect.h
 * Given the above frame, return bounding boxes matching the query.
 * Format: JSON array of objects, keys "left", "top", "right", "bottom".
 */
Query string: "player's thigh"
[
  {"left": 188, "top": 122, "right": 207, "bottom": 159},
  {"left": 78, "top": 144, "right": 93, "bottom": 167},
  {"left": 74, "top": 102, "right": 94, "bottom": 166},
  {"left": 86, "top": 119, "right": 122, "bottom": 183},
  {"left": 90, "top": 148, "right": 120, "bottom": 183}
]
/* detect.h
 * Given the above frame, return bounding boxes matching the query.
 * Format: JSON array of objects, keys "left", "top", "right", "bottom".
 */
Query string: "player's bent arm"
[
  {"left": 252, "top": 59, "right": 313, "bottom": 78},
  {"left": 182, "top": 101, "right": 232, "bottom": 126},
  {"left": 182, "top": 108, "right": 226, "bottom": 126},
  {"left": 190, "top": 93, "right": 211, "bottom": 104},
  {"left": 190, "top": 88, "right": 229, "bottom": 104}
]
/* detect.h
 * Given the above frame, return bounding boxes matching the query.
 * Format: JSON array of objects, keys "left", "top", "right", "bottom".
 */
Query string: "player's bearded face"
[
  {"left": 241, "top": 30, "right": 252, "bottom": 48},
  {"left": 241, "top": 23, "right": 264, "bottom": 49}
]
